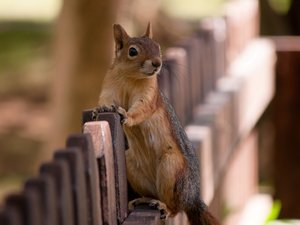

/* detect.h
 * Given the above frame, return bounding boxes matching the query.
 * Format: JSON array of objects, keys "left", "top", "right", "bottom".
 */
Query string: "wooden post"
[
  {"left": 83, "top": 121, "right": 117, "bottom": 225},
  {"left": 0, "top": 208, "right": 22, "bottom": 225},
  {"left": 54, "top": 149, "right": 89, "bottom": 225},
  {"left": 39, "top": 161, "right": 74, "bottom": 225},
  {"left": 82, "top": 111, "right": 128, "bottom": 224},
  {"left": 24, "top": 176, "right": 58, "bottom": 225},
  {"left": 164, "top": 48, "right": 189, "bottom": 125},
  {"left": 66, "top": 134, "right": 102, "bottom": 225},
  {"left": 272, "top": 37, "right": 300, "bottom": 218}
]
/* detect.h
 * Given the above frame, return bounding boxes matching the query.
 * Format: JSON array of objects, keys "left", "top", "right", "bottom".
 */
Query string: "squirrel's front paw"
[
  {"left": 117, "top": 107, "right": 134, "bottom": 126},
  {"left": 128, "top": 198, "right": 170, "bottom": 220},
  {"left": 92, "top": 105, "right": 117, "bottom": 120}
]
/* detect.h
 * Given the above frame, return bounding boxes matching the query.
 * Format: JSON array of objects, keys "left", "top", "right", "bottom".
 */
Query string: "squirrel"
[{"left": 97, "top": 23, "right": 219, "bottom": 225}]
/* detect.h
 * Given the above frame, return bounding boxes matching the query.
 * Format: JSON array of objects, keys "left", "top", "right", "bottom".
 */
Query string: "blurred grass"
[
  {"left": 0, "top": 22, "right": 52, "bottom": 98},
  {"left": 0, "top": 22, "right": 51, "bottom": 72},
  {"left": 265, "top": 200, "right": 282, "bottom": 224},
  {"left": 268, "top": 0, "right": 292, "bottom": 14}
]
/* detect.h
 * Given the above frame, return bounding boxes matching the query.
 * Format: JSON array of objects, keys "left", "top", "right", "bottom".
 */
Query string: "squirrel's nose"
[{"left": 152, "top": 59, "right": 161, "bottom": 68}]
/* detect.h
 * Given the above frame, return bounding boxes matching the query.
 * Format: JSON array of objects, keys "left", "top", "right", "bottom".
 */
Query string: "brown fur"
[{"left": 98, "top": 23, "right": 219, "bottom": 225}]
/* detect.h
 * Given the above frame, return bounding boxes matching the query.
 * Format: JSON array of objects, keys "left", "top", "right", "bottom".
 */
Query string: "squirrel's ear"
[
  {"left": 143, "top": 22, "right": 152, "bottom": 39},
  {"left": 113, "top": 24, "right": 129, "bottom": 52}
]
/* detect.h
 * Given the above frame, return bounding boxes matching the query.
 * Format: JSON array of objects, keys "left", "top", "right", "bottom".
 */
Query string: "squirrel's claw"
[
  {"left": 117, "top": 106, "right": 134, "bottom": 126},
  {"left": 92, "top": 105, "right": 117, "bottom": 120},
  {"left": 117, "top": 106, "right": 127, "bottom": 124},
  {"left": 128, "top": 198, "right": 170, "bottom": 220},
  {"left": 117, "top": 106, "right": 127, "bottom": 118},
  {"left": 92, "top": 105, "right": 123, "bottom": 121},
  {"left": 149, "top": 199, "right": 170, "bottom": 220}
]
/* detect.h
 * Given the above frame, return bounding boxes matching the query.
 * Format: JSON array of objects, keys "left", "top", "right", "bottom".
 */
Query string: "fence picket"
[
  {"left": 54, "top": 148, "right": 89, "bottom": 225},
  {"left": 0, "top": 206, "right": 22, "bottom": 225},
  {"left": 23, "top": 189, "right": 43, "bottom": 225},
  {"left": 164, "top": 48, "right": 189, "bottom": 125},
  {"left": 66, "top": 134, "right": 102, "bottom": 225},
  {"left": 24, "top": 176, "right": 58, "bottom": 225},
  {"left": 5, "top": 195, "right": 27, "bottom": 225},
  {"left": 185, "top": 125, "right": 214, "bottom": 205},
  {"left": 95, "top": 112, "right": 128, "bottom": 223},
  {"left": 83, "top": 121, "right": 117, "bottom": 225},
  {"left": 179, "top": 37, "right": 203, "bottom": 109},
  {"left": 193, "top": 100, "right": 229, "bottom": 186},
  {"left": 6, "top": 190, "right": 42, "bottom": 225},
  {"left": 122, "top": 206, "right": 160, "bottom": 225},
  {"left": 39, "top": 161, "right": 74, "bottom": 225}
]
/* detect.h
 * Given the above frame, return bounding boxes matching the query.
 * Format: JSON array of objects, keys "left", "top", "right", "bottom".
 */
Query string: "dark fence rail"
[
  {"left": 0, "top": 0, "right": 279, "bottom": 224},
  {"left": 272, "top": 36, "right": 300, "bottom": 218}
]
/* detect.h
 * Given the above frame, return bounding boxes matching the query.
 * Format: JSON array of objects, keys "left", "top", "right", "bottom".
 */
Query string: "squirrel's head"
[{"left": 112, "top": 23, "right": 162, "bottom": 78}]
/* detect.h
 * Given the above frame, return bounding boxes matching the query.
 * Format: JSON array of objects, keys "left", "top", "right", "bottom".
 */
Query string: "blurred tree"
[{"left": 45, "top": 0, "right": 120, "bottom": 158}]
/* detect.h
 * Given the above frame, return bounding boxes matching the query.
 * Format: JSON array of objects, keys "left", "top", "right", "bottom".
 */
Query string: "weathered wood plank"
[
  {"left": 224, "top": 0, "right": 259, "bottom": 62},
  {"left": 0, "top": 206, "right": 22, "bottom": 225},
  {"left": 66, "top": 134, "right": 102, "bottom": 225},
  {"left": 179, "top": 37, "right": 203, "bottom": 108},
  {"left": 196, "top": 25, "right": 215, "bottom": 98},
  {"left": 122, "top": 206, "right": 161, "bottom": 225},
  {"left": 226, "top": 39, "right": 276, "bottom": 138},
  {"left": 272, "top": 37, "right": 300, "bottom": 218},
  {"left": 22, "top": 188, "right": 42, "bottom": 225},
  {"left": 192, "top": 100, "right": 228, "bottom": 186},
  {"left": 24, "top": 176, "right": 58, "bottom": 225},
  {"left": 96, "top": 113, "right": 128, "bottom": 223},
  {"left": 185, "top": 125, "right": 214, "bottom": 205},
  {"left": 5, "top": 190, "right": 43, "bottom": 225},
  {"left": 54, "top": 149, "right": 88, "bottom": 225},
  {"left": 83, "top": 121, "right": 117, "bottom": 225},
  {"left": 164, "top": 48, "right": 189, "bottom": 125},
  {"left": 4, "top": 194, "right": 26, "bottom": 225},
  {"left": 39, "top": 160, "right": 74, "bottom": 225},
  {"left": 198, "top": 18, "right": 227, "bottom": 87}
]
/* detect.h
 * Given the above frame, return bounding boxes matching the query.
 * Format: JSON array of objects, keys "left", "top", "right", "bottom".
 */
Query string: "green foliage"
[
  {"left": 265, "top": 200, "right": 282, "bottom": 223},
  {"left": 265, "top": 200, "right": 300, "bottom": 225},
  {"left": 0, "top": 22, "right": 51, "bottom": 75},
  {"left": 0, "top": 22, "right": 52, "bottom": 97},
  {"left": 268, "top": 0, "right": 292, "bottom": 14}
]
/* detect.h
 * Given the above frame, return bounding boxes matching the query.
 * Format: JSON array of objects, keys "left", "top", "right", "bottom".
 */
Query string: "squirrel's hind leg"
[{"left": 128, "top": 197, "right": 171, "bottom": 220}]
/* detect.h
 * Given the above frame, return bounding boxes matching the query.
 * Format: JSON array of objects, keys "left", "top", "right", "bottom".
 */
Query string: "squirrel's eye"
[{"left": 128, "top": 47, "right": 138, "bottom": 57}]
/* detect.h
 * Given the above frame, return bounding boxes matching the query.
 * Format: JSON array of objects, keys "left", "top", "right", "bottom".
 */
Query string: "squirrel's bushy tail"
[{"left": 185, "top": 206, "right": 220, "bottom": 225}]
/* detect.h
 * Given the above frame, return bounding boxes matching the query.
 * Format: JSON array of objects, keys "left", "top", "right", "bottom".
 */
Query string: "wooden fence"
[
  {"left": 0, "top": 0, "right": 278, "bottom": 224},
  {"left": 272, "top": 36, "right": 300, "bottom": 218}
]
